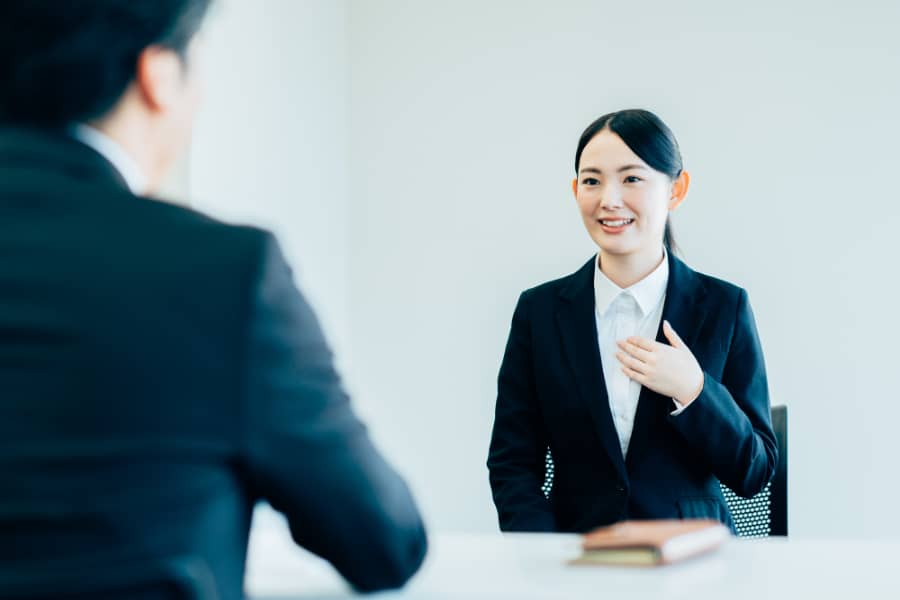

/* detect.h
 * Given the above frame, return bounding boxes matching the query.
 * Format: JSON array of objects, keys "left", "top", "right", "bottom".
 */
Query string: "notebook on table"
[{"left": 571, "top": 519, "right": 730, "bottom": 566}]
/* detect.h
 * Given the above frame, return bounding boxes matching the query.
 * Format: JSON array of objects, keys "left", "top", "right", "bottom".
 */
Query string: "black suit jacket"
[
  {"left": 487, "top": 253, "right": 777, "bottom": 533},
  {"left": 0, "top": 128, "right": 427, "bottom": 598}
]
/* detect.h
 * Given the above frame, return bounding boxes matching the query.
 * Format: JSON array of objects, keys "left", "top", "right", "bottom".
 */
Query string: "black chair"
[
  {"left": 719, "top": 405, "right": 787, "bottom": 537},
  {"left": 541, "top": 404, "right": 788, "bottom": 538},
  {"left": 0, "top": 555, "right": 218, "bottom": 600}
]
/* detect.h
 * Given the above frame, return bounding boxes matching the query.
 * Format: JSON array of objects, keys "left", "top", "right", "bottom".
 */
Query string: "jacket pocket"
[
  {"left": 676, "top": 497, "right": 724, "bottom": 520},
  {"left": 676, "top": 497, "right": 736, "bottom": 533}
]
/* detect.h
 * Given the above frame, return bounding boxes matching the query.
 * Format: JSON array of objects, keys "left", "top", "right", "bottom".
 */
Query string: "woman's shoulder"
[
  {"left": 518, "top": 257, "right": 595, "bottom": 304},
  {"left": 681, "top": 260, "right": 748, "bottom": 304}
]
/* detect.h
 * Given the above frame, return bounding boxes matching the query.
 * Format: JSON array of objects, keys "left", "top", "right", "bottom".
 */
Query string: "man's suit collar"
[{"left": 0, "top": 126, "right": 132, "bottom": 193}]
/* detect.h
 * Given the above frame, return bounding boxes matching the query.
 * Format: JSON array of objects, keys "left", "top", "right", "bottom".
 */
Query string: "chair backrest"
[
  {"left": 721, "top": 405, "right": 788, "bottom": 537},
  {"left": 541, "top": 405, "right": 788, "bottom": 538},
  {"left": 770, "top": 404, "right": 788, "bottom": 535},
  {"left": 0, "top": 555, "right": 219, "bottom": 600}
]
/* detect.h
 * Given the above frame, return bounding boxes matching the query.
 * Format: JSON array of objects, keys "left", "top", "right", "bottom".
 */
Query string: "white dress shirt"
[
  {"left": 594, "top": 250, "right": 669, "bottom": 458},
  {"left": 70, "top": 124, "right": 147, "bottom": 195}
]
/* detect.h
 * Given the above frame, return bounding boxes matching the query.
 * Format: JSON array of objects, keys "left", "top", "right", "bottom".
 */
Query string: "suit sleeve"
[
  {"left": 240, "top": 234, "right": 427, "bottom": 592},
  {"left": 668, "top": 289, "right": 778, "bottom": 498},
  {"left": 487, "top": 291, "right": 556, "bottom": 532}
]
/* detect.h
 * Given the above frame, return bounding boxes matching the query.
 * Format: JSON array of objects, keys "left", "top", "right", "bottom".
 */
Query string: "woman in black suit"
[{"left": 487, "top": 109, "right": 777, "bottom": 533}]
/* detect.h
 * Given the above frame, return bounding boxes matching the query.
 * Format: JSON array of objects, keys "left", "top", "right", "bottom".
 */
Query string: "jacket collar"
[
  {"left": 556, "top": 251, "right": 708, "bottom": 480},
  {"left": 0, "top": 126, "right": 132, "bottom": 193}
]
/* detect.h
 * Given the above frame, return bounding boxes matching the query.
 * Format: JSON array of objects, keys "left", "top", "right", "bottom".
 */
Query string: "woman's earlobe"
[
  {"left": 571, "top": 178, "right": 578, "bottom": 197},
  {"left": 668, "top": 170, "right": 691, "bottom": 210}
]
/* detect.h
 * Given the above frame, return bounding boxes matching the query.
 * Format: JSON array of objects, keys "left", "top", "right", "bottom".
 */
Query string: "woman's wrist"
[{"left": 676, "top": 370, "right": 704, "bottom": 406}]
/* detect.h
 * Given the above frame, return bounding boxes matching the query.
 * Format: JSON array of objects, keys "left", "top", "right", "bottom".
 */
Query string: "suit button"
[{"left": 615, "top": 485, "right": 626, "bottom": 493}]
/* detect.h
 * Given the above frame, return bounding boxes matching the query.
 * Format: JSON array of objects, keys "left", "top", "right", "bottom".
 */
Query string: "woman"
[{"left": 487, "top": 109, "right": 777, "bottom": 533}]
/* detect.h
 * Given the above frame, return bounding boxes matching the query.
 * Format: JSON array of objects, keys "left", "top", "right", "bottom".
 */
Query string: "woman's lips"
[{"left": 598, "top": 218, "right": 634, "bottom": 234}]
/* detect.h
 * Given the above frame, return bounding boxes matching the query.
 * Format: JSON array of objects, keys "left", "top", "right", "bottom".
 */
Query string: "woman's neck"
[{"left": 598, "top": 247, "right": 666, "bottom": 289}]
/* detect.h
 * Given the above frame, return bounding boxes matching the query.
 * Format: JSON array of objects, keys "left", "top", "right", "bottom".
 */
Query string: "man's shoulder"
[
  {"left": 133, "top": 196, "right": 269, "bottom": 245},
  {"left": 123, "top": 195, "right": 275, "bottom": 268}
]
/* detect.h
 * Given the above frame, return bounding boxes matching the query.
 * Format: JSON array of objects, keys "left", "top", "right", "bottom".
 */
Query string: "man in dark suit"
[{"left": 0, "top": 2, "right": 426, "bottom": 598}]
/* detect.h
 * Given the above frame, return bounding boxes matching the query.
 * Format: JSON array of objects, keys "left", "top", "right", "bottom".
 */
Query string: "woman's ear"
[
  {"left": 571, "top": 177, "right": 578, "bottom": 197},
  {"left": 668, "top": 170, "right": 691, "bottom": 211}
]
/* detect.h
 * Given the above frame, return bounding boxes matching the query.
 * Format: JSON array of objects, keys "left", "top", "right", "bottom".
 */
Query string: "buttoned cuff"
[{"left": 670, "top": 398, "right": 690, "bottom": 416}]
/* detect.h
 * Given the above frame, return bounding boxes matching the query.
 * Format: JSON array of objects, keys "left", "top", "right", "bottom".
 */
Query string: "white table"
[{"left": 246, "top": 527, "right": 900, "bottom": 599}]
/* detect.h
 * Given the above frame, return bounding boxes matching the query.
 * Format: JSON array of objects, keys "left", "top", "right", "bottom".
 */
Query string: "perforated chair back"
[
  {"left": 0, "top": 555, "right": 218, "bottom": 600},
  {"left": 719, "top": 481, "right": 772, "bottom": 537},
  {"left": 541, "top": 405, "right": 788, "bottom": 538},
  {"left": 720, "top": 405, "right": 788, "bottom": 537}
]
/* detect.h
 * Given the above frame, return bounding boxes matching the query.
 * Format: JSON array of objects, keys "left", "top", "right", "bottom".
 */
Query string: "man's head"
[{"left": 0, "top": 0, "right": 213, "bottom": 192}]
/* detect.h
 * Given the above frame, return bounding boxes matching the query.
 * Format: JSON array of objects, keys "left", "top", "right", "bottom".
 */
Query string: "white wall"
[
  {"left": 191, "top": 0, "right": 350, "bottom": 361},
  {"left": 347, "top": 0, "right": 900, "bottom": 537},
  {"left": 190, "top": 0, "right": 350, "bottom": 532},
  {"left": 193, "top": 0, "right": 900, "bottom": 540}
]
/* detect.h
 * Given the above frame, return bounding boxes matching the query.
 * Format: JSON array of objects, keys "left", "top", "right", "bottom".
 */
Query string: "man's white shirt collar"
[{"left": 70, "top": 124, "right": 147, "bottom": 195}]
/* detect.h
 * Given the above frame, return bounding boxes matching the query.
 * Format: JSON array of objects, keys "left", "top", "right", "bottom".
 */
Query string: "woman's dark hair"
[
  {"left": 0, "top": 0, "right": 213, "bottom": 128},
  {"left": 575, "top": 109, "right": 683, "bottom": 255}
]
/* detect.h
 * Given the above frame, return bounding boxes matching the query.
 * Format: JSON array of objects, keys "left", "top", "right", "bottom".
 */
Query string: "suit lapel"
[
  {"left": 626, "top": 253, "right": 708, "bottom": 470},
  {"left": 555, "top": 257, "right": 628, "bottom": 483}
]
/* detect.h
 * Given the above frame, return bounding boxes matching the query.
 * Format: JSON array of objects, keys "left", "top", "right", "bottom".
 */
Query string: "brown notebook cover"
[{"left": 572, "top": 519, "right": 730, "bottom": 566}]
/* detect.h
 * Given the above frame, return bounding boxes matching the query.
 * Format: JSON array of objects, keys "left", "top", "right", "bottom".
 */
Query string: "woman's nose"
[{"left": 600, "top": 191, "right": 624, "bottom": 210}]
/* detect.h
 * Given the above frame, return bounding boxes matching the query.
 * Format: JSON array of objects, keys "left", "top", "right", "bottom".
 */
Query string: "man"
[{"left": 0, "top": 2, "right": 427, "bottom": 598}]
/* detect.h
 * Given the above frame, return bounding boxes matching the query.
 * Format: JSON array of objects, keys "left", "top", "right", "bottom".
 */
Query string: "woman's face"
[{"left": 573, "top": 129, "right": 677, "bottom": 262}]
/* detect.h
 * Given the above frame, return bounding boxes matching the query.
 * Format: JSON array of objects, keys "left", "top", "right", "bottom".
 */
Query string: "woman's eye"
[
  {"left": 582, "top": 178, "right": 599, "bottom": 185},
  {"left": 624, "top": 176, "right": 642, "bottom": 183}
]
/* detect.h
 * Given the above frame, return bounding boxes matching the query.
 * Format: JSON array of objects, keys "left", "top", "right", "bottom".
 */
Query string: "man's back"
[{"left": 0, "top": 128, "right": 427, "bottom": 599}]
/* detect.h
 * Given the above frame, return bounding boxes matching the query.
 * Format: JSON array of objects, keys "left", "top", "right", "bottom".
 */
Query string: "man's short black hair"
[{"left": 0, "top": 0, "right": 213, "bottom": 128}]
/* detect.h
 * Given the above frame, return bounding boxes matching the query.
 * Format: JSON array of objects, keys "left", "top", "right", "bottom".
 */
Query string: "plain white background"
[{"left": 191, "top": 0, "right": 900, "bottom": 539}]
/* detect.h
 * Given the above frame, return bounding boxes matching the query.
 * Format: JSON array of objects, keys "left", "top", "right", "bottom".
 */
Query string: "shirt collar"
[
  {"left": 69, "top": 124, "right": 147, "bottom": 195},
  {"left": 594, "top": 248, "right": 669, "bottom": 318}
]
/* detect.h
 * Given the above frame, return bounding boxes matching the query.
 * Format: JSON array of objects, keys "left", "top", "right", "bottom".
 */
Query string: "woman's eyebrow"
[{"left": 579, "top": 164, "right": 648, "bottom": 175}]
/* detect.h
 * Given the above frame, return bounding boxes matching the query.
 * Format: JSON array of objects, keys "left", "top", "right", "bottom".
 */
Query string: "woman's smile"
[{"left": 598, "top": 217, "right": 635, "bottom": 234}]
